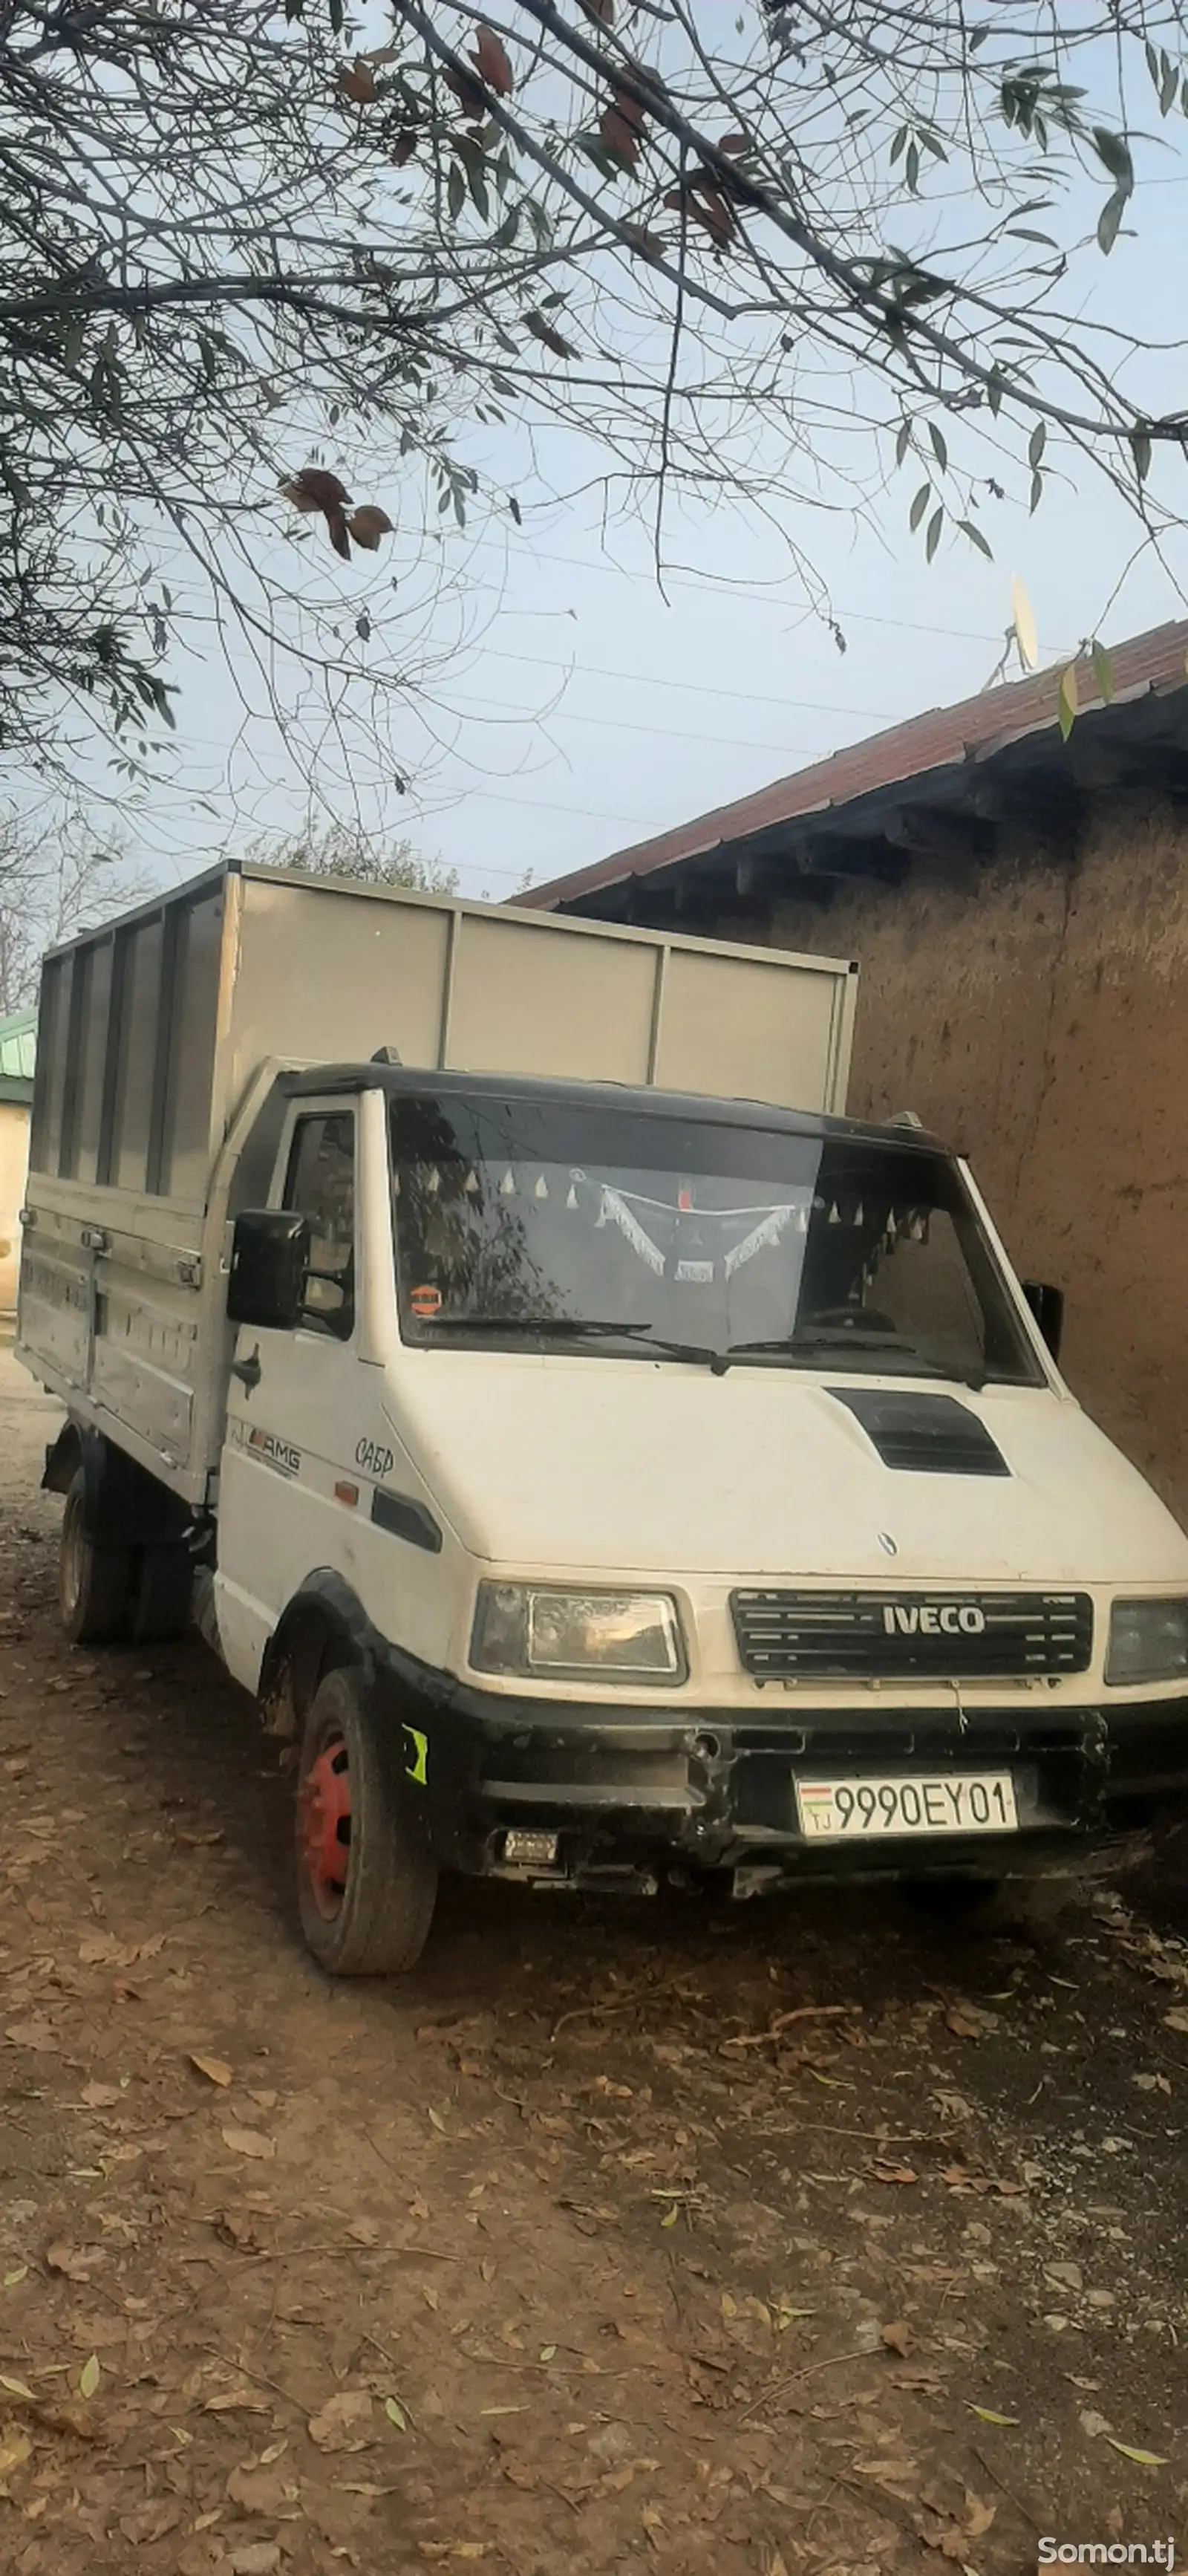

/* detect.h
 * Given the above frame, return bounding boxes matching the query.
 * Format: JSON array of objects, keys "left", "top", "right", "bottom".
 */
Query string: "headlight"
[
  {"left": 471, "top": 1584, "right": 686, "bottom": 1685},
  {"left": 1106, "top": 1597, "right": 1188, "bottom": 1687}
]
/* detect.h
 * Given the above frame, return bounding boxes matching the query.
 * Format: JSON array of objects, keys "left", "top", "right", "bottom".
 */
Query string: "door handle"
[{"left": 230, "top": 1345, "right": 262, "bottom": 1392}]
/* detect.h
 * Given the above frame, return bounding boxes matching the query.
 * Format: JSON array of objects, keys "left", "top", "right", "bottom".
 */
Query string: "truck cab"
[{"left": 215, "top": 1061, "right": 1188, "bottom": 1971}]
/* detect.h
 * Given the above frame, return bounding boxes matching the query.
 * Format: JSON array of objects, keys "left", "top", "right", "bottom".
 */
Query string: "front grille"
[{"left": 732, "top": 1588, "right": 1094, "bottom": 1681}]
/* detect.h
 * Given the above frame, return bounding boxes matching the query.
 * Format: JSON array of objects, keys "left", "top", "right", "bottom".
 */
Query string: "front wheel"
[
  {"left": 59, "top": 1470, "right": 132, "bottom": 1645},
  {"left": 295, "top": 1666, "right": 437, "bottom": 1975},
  {"left": 904, "top": 1872, "right": 1079, "bottom": 1936}
]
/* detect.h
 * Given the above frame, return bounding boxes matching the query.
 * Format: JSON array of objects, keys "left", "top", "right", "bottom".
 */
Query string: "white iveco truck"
[{"left": 16, "top": 862, "right": 1188, "bottom": 1971}]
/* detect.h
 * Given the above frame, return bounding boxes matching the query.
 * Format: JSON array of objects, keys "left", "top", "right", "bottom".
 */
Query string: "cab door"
[{"left": 216, "top": 1099, "right": 375, "bottom": 1689}]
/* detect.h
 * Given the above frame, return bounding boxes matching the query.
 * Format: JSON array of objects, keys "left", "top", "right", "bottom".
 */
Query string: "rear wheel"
[
  {"left": 296, "top": 1665, "right": 437, "bottom": 1975},
  {"left": 59, "top": 1470, "right": 132, "bottom": 1645}
]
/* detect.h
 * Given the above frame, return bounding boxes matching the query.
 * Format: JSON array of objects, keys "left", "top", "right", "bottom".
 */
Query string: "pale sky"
[{"left": 88, "top": 146, "right": 1188, "bottom": 911}]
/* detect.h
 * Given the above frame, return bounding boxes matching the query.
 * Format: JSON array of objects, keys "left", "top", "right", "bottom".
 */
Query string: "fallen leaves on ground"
[
  {"left": 221, "top": 2124, "right": 275, "bottom": 2161},
  {"left": 190, "top": 2050, "right": 233, "bottom": 2087},
  {"left": 307, "top": 2388, "right": 373, "bottom": 2452}
]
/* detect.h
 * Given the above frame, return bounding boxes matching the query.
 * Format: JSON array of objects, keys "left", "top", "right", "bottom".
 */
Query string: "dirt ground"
[{"left": 1, "top": 1345, "right": 1188, "bottom": 2576}]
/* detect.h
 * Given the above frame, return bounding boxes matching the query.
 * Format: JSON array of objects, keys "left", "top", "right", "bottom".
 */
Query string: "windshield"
[{"left": 388, "top": 1094, "right": 1044, "bottom": 1385}]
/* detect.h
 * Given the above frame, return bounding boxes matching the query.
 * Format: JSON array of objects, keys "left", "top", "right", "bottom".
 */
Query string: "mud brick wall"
[{"left": 718, "top": 788, "right": 1188, "bottom": 1525}]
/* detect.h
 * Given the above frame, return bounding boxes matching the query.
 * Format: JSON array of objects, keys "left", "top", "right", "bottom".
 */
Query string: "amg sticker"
[{"left": 238, "top": 1423, "right": 301, "bottom": 1478}]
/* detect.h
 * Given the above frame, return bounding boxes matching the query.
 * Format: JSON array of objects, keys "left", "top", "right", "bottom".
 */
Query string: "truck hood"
[{"left": 389, "top": 1353, "right": 1188, "bottom": 1586}]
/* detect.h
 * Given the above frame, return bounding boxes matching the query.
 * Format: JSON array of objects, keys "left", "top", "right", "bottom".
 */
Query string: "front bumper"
[{"left": 379, "top": 1646, "right": 1188, "bottom": 1891}]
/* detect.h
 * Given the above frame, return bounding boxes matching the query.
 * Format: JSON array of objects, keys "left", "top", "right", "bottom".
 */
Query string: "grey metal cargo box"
[{"left": 18, "top": 862, "right": 857, "bottom": 1502}]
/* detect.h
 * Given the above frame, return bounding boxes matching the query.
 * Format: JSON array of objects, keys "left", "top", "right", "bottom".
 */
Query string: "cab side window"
[{"left": 283, "top": 1112, "right": 356, "bottom": 1339}]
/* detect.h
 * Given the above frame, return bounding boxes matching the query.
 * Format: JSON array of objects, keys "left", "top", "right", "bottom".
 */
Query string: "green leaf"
[
  {"left": 1008, "top": 227, "right": 1059, "bottom": 247},
  {"left": 1161, "top": 53, "right": 1178, "bottom": 116},
  {"left": 447, "top": 160, "right": 466, "bottom": 222},
  {"left": 1097, "top": 189, "right": 1126, "bottom": 254},
  {"left": 539, "top": 2344, "right": 557, "bottom": 2362},
  {"left": 905, "top": 139, "right": 920, "bottom": 193},
  {"left": 329, "top": 0, "right": 343, "bottom": 28},
  {"left": 1028, "top": 420, "right": 1047, "bottom": 469},
  {"left": 928, "top": 421, "right": 948, "bottom": 472},
  {"left": 0, "top": 2375, "right": 35, "bottom": 2401},
  {"left": 1092, "top": 127, "right": 1134, "bottom": 192},
  {"left": 987, "top": 371, "right": 1004, "bottom": 418},
  {"left": 965, "top": 2404, "right": 1019, "bottom": 2427},
  {"left": 890, "top": 125, "right": 908, "bottom": 164},
  {"left": 1091, "top": 641, "right": 1114, "bottom": 703},
  {"left": 1057, "top": 662, "right": 1078, "bottom": 741},
  {"left": 491, "top": 206, "right": 519, "bottom": 250},
  {"left": 660, "top": 2205, "right": 678, "bottom": 2228},
  {"left": 925, "top": 504, "right": 943, "bottom": 562},
  {"left": 1132, "top": 429, "right": 1152, "bottom": 484},
  {"left": 385, "top": 2396, "right": 408, "bottom": 2432},
  {"left": 1146, "top": 39, "right": 1161, "bottom": 90},
  {"left": 79, "top": 2355, "right": 100, "bottom": 2401},
  {"left": 1030, "top": 467, "right": 1044, "bottom": 515},
  {"left": 895, "top": 419, "right": 912, "bottom": 466},
  {"left": 909, "top": 481, "right": 931, "bottom": 532},
  {"left": 1106, "top": 2439, "right": 1169, "bottom": 2468},
  {"left": 958, "top": 517, "right": 993, "bottom": 559}
]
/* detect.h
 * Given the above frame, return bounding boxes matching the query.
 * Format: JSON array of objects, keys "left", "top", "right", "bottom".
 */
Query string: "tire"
[
  {"left": 295, "top": 1665, "right": 437, "bottom": 1975},
  {"left": 59, "top": 1469, "right": 133, "bottom": 1645},
  {"left": 905, "top": 1873, "right": 1078, "bottom": 1936}
]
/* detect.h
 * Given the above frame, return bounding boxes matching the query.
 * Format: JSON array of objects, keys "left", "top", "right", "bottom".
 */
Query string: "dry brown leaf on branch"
[
  {"left": 471, "top": 24, "right": 513, "bottom": 96},
  {"left": 688, "top": 183, "right": 737, "bottom": 247},
  {"left": 600, "top": 90, "right": 644, "bottom": 166},
  {"left": 336, "top": 60, "right": 377, "bottom": 105},
  {"left": 347, "top": 504, "right": 394, "bottom": 550},
  {"left": 579, "top": 0, "right": 614, "bottom": 22},
  {"left": 524, "top": 311, "right": 577, "bottom": 360},
  {"left": 280, "top": 467, "right": 352, "bottom": 559},
  {"left": 719, "top": 130, "right": 749, "bottom": 154},
  {"left": 621, "top": 224, "right": 665, "bottom": 262},
  {"left": 442, "top": 60, "right": 487, "bottom": 122}
]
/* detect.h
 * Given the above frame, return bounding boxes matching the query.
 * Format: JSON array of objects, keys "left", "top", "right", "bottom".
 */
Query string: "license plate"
[{"left": 795, "top": 1771, "right": 1018, "bottom": 1841}]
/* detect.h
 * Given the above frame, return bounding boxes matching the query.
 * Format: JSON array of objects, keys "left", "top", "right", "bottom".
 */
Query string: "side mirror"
[
  {"left": 1022, "top": 1279, "right": 1065, "bottom": 1365},
  {"left": 227, "top": 1210, "right": 310, "bottom": 1332}
]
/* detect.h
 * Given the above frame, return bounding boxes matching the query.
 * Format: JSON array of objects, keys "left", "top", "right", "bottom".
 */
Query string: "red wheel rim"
[{"left": 298, "top": 1732, "right": 352, "bottom": 1919}]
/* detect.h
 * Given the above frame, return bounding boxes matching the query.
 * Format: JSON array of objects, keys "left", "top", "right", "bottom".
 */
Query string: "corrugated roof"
[{"left": 523, "top": 619, "right": 1188, "bottom": 911}]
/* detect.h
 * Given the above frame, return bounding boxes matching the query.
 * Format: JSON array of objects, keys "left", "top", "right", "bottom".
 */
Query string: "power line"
[
  {"left": 447, "top": 689, "right": 847, "bottom": 760},
  {"left": 467, "top": 531, "right": 1024, "bottom": 646},
  {"left": 477, "top": 645, "right": 898, "bottom": 722}
]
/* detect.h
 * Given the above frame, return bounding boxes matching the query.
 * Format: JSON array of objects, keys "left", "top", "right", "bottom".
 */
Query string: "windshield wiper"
[
  {"left": 727, "top": 1328, "right": 983, "bottom": 1387},
  {"left": 415, "top": 1315, "right": 728, "bottom": 1368}
]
